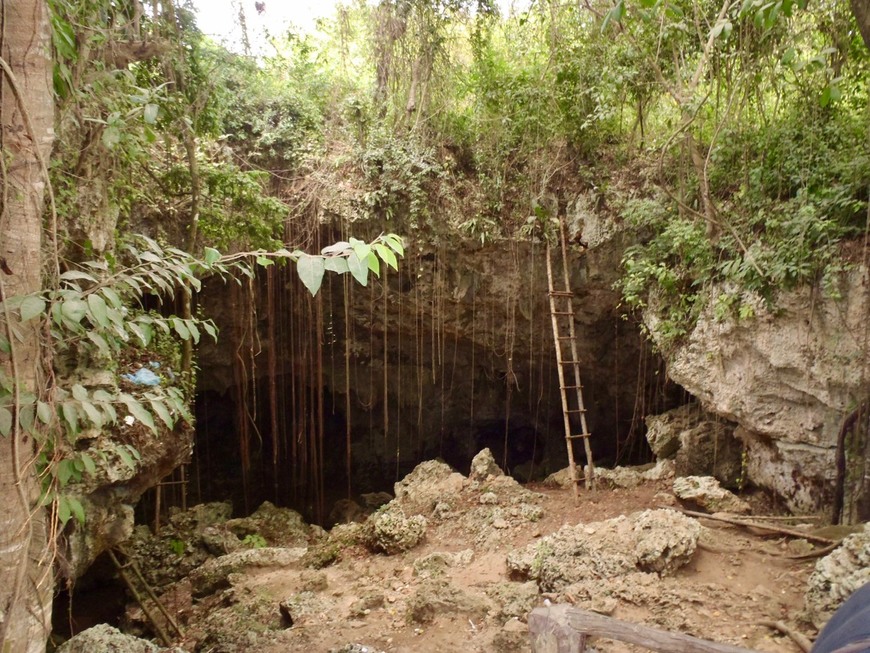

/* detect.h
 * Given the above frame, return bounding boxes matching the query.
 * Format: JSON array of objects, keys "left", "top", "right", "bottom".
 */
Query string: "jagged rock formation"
[{"left": 649, "top": 266, "right": 870, "bottom": 515}]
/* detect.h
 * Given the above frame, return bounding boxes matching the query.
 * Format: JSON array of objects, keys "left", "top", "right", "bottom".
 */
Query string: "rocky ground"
[{"left": 57, "top": 451, "right": 870, "bottom": 653}]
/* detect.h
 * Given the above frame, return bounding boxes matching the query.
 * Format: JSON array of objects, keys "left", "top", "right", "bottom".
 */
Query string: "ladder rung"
[
  {"left": 564, "top": 408, "right": 587, "bottom": 413},
  {"left": 551, "top": 311, "right": 574, "bottom": 316},
  {"left": 549, "top": 291, "right": 574, "bottom": 297},
  {"left": 560, "top": 360, "right": 582, "bottom": 364},
  {"left": 567, "top": 433, "right": 591, "bottom": 440},
  {"left": 556, "top": 336, "right": 574, "bottom": 340},
  {"left": 562, "top": 384, "right": 582, "bottom": 389}
]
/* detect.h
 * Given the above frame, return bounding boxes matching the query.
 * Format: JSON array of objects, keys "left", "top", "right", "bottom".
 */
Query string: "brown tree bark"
[
  {"left": 0, "top": 1, "right": 55, "bottom": 652},
  {"left": 852, "top": 0, "right": 870, "bottom": 50}
]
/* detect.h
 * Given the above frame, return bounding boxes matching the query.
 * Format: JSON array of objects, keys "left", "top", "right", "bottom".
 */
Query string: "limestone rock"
[
  {"left": 189, "top": 547, "right": 307, "bottom": 596},
  {"left": 393, "top": 460, "right": 465, "bottom": 516},
  {"left": 673, "top": 476, "right": 751, "bottom": 515},
  {"left": 470, "top": 448, "right": 505, "bottom": 481},
  {"left": 805, "top": 524, "right": 870, "bottom": 628},
  {"left": 362, "top": 507, "right": 427, "bottom": 555},
  {"left": 649, "top": 267, "right": 870, "bottom": 513},
  {"left": 226, "top": 501, "right": 310, "bottom": 546},
  {"left": 645, "top": 404, "right": 742, "bottom": 486},
  {"left": 413, "top": 549, "right": 474, "bottom": 578},
  {"left": 507, "top": 509, "right": 699, "bottom": 592},
  {"left": 486, "top": 581, "right": 540, "bottom": 621},
  {"left": 406, "top": 579, "right": 490, "bottom": 624},
  {"left": 56, "top": 624, "right": 167, "bottom": 653}
]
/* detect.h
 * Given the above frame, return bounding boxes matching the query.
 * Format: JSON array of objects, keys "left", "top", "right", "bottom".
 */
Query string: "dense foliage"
[{"left": 7, "top": 0, "right": 869, "bottom": 538}]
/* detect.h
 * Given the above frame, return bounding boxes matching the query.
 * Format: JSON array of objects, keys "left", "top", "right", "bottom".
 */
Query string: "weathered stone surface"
[
  {"left": 393, "top": 460, "right": 465, "bottom": 516},
  {"left": 673, "top": 476, "right": 751, "bottom": 515},
  {"left": 56, "top": 624, "right": 166, "bottom": 653},
  {"left": 645, "top": 404, "right": 743, "bottom": 486},
  {"left": 507, "top": 509, "right": 699, "bottom": 592},
  {"left": 413, "top": 549, "right": 474, "bottom": 578},
  {"left": 189, "top": 547, "right": 307, "bottom": 596},
  {"left": 362, "top": 507, "right": 427, "bottom": 555},
  {"left": 225, "top": 501, "right": 311, "bottom": 546},
  {"left": 470, "top": 448, "right": 505, "bottom": 481},
  {"left": 406, "top": 579, "right": 490, "bottom": 624},
  {"left": 649, "top": 267, "right": 870, "bottom": 514},
  {"left": 546, "top": 460, "right": 674, "bottom": 489},
  {"left": 486, "top": 581, "right": 540, "bottom": 622},
  {"left": 805, "top": 523, "right": 870, "bottom": 628}
]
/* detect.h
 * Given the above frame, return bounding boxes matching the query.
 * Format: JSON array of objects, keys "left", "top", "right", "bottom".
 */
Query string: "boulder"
[
  {"left": 645, "top": 404, "right": 743, "bottom": 486},
  {"left": 225, "top": 501, "right": 310, "bottom": 546},
  {"left": 470, "top": 448, "right": 505, "bottom": 481},
  {"left": 673, "top": 476, "right": 751, "bottom": 514},
  {"left": 805, "top": 524, "right": 870, "bottom": 628},
  {"left": 406, "top": 579, "right": 490, "bottom": 624},
  {"left": 189, "top": 547, "right": 307, "bottom": 596},
  {"left": 649, "top": 267, "right": 870, "bottom": 514},
  {"left": 56, "top": 624, "right": 169, "bottom": 653},
  {"left": 507, "top": 509, "right": 700, "bottom": 592},
  {"left": 362, "top": 507, "right": 427, "bottom": 555},
  {"left": 393, "top": 460, "right": 465, "bottom": 516}
]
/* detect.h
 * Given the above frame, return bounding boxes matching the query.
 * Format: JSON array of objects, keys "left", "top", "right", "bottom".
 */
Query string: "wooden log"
[
  {"left": 529, "top": 604, "right": 586, "bottom": 653},
  {"left": 529, "top": 605, "right": 760, "bottom": 653},
  {"left": 565, "top": 607, "right": 759, "bottom": 653}
]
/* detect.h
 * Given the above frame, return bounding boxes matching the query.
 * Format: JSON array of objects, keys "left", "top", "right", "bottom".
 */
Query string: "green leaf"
[
  {"left": 72, "top": 384, "right": 88, "bottom": 402},
  {"left": 384, "top": 234, "right": 404, "bottom": 257},
  {"left": 373, "top": 243, "right": 398, "bottom": 271},
  {"left": 80, "top": 453, "right": 96, "bottom": 475},
  {"left": 349, "top": 238, "right": 371, "bottom": 262},
  {"left": 37, "top": 401, "right": 52, "bottom": 425},
  {"left": 172, "top": 318, "right": 191, "bottom": 340},
  {"left": 0, "top": 407, "right": 12, "bottom": 436},
  {"left": 18, "top": 404, "right": 35, "bottom": 433},
  {"left": 367, "top": 252, "right": 381, "bottom": 277},
  {"left": 20, "top": 296, "right": 46, "bottom": 322},
  {"left": 149, "top": 399, "right": 174, "bottom": 429},
  {"left": 202, "top": 321, "right": 218, "bottom": 341},
  {"left": 143, "top": 103, "right": 159, "bottom": 124},
  {"left": 60, "top": 270, "right": 97, "bottom": 284},
  {"left": 61, "top": 299, "right": 88, "bottom": 324},
  {"left": 102, "top": 125, "right": 121, "bottom": 149},
  {"left": 324, "top": 257, "right": 350, "bottom": 274},
  {"left": 256, "top": 255, "right": 274, "bottom": 267},
  {"left": 116, "top": 446, "right": 135, "bottom": 469},
  {"left": 186, "top": 319, "right": 201, "bottom": 344},
  {"left": 129, "top": 321, "right": 153, "bottom": 346},
  {"left": 61, "top": 402, "right": 79, "bottom": 436},
  {"left": 204, "top": 247, "right": 221, "bottom": 265},
  {"left": 347, "top": 252, "right": 369, "bottom": 286},
  {"left": 297, "top": 256, "right": 326, "bottom": 296},
  {"left": 58, "top": 459, "right": 76, "bottom": 486},
  {"left": 87, "top": 294, "right": 109, "bottom": 328},
  {"left": 0, "top": 335, "right": 9, "bottom": 354},
  {"left": 80, "top": 400, "right": 103, "bottom": 428},
  {"left": 121, "top": 395, "right": 156, "bottom": 432},
  {"left": 68, "top": 496, "right": 86, "bottom": 524},
  {"left": 321, "top": 241, "right": 350, "bottom": 255},
  {"left": 601, "top": 0, "right": 624, "bottom": 31},
  {"left": 87, "top": 332, "right": 111, "bottom": 355},
  {"left": 58, "top": 496, "right": 72, "bottom": 526}
]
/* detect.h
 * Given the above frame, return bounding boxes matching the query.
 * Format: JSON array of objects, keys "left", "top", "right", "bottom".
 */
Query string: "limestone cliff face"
[{"left": 649, "top": 265, "right": 870, "bottom": 514}]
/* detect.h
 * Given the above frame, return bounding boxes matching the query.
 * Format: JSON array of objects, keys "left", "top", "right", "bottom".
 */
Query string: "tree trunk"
[
  {"left": 852, "top": 0, "right": 870, "bottom": 50},
  {"left": 0, "top": 1, "right": 55, "bottom": 652}
]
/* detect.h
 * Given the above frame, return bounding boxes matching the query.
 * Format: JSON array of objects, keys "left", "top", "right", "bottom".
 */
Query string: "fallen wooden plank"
[{"left": 529, "top": 605, "right": 759, "bottom": 653}]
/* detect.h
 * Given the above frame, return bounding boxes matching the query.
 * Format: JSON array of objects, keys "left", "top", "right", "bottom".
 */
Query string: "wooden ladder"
[{"left": 546, "top": 215, "right": 595, "bottom": 501}]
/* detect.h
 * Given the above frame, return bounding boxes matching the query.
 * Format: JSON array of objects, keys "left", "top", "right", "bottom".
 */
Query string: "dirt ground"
[{"left": 158, "top": 467, "right": 830, "bottom": 653}]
